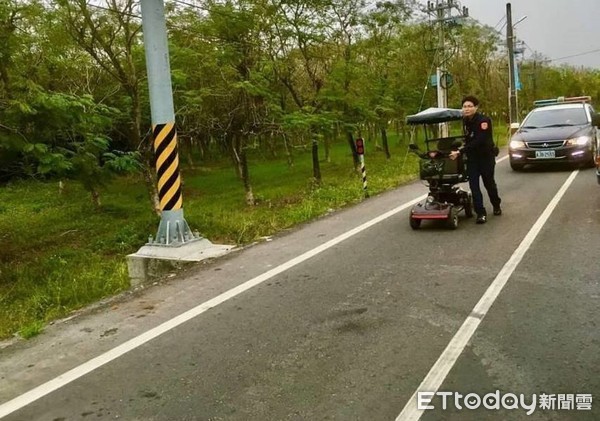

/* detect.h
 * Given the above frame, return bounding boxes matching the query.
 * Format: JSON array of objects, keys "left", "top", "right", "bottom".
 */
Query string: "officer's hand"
[{"left": 449, "top": 150, "right": 460, "bottom": 160}]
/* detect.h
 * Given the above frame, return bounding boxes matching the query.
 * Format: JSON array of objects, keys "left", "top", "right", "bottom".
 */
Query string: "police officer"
[{"left": 450, "top": 96, "right": 501, "bottom": 224}]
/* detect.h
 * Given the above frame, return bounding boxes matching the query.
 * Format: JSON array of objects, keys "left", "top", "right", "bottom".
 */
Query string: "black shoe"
[
  {"left": 493, "top": 206, "right": 502, "bottom": 216},
  {"left": 476, "top": 214, "right": 487, "bottom": 224}
]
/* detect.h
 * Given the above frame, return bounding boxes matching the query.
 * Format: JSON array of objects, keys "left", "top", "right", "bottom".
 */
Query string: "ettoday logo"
[{"left": 417, "top": 391, "right": 593, "bottom": 415}]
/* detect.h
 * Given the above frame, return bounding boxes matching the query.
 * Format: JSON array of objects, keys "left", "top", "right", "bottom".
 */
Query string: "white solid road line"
[
  {"left": 396, "top": 169, "right": 579, "bottom": 421},
  {"left": 0, "top": 194, "right": 429, "bottom": 419},
  {"left": 0, "top": 153, "right": 512, "bottom": 418}
]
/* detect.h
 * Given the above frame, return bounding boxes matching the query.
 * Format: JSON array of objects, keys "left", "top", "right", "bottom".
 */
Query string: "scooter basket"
[
  {"left": 419, "top": 158, "right": 445, "bottom": 179},
  {"left": 420, "top": 155, "right": 463, "bottom": 180}
]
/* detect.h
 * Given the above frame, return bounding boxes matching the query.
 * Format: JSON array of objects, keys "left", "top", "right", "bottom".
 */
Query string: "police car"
[{"left": 508, "top": 96, "right": 599, "bottom": 171}]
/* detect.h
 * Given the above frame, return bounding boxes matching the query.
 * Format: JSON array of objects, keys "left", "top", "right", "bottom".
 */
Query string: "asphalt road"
[{"left": 1, "top": 157, "right": 599, "bottom": 421}]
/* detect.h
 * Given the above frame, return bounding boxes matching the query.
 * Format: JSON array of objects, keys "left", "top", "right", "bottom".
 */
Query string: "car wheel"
[
  {"left": 409, "top": 216, "right": 421, "bottom": 230},
  {"left": 587, "top": 149, "right": 597, "bottom": 168},
  {"left": 510, "top": 160, "right": 525, "bottom": 171}
]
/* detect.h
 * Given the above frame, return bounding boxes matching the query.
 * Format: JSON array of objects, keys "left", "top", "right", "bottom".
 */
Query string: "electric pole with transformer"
[{"left": 425, "top": 1, "right": 469, "bottom": 137}]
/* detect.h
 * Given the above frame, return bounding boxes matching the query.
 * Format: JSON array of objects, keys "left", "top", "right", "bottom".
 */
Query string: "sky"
[{"left": 458, "top": 0, "right": 600, "bottom": 69}]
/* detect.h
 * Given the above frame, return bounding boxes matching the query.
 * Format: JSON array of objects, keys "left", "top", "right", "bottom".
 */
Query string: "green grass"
[
  {"left": 0, "top": 134, "right": 422, "bottom": 340},
  {"left": 0, "top": 124, "right": 508, "bottom": 340}
]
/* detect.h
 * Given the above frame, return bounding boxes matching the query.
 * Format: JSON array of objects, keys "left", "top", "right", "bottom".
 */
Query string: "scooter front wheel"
[{"left": 409, "top": 216, "right": 421, "bottom": 230}]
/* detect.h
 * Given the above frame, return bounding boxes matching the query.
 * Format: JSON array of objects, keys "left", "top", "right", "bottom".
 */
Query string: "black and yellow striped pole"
[
  {"left": 154, "top": 122, "right": 182, "bottom": 211},
  {"left": 141, "top": 0, "right": 196, "bottom": 246},
  {"left": 356, "top": 137, "right": 369, "bottom": 198}
]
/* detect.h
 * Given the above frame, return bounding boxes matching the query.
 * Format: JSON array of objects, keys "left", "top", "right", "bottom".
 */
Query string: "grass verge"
[{"left": 0, "top": 127, "right": 507, "bottom": 340}]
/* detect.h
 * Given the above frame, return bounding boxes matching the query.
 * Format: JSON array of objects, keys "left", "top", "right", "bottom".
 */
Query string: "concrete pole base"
[{"left": 127, "top": 238, "right": 234, "bottom": 287}]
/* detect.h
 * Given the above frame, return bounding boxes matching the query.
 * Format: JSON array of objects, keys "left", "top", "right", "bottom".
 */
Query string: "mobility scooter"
[{"left": 406, "top": 107, "right": 473, "bottom": 229}]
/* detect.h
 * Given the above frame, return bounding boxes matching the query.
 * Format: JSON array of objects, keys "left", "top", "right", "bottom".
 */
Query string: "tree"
[
  {"left": 56, "top": 0, "right": 160, "bottom": 212},
  {"left": 357, "top": 0, "right": 415, "bottom": 158}
]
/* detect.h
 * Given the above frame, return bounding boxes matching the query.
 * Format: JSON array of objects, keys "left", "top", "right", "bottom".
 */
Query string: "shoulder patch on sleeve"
[{"left": 480, "top": 122, "right": 489, "bottom": 130}]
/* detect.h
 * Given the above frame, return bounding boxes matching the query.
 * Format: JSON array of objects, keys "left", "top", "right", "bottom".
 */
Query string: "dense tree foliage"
[{"left": 2, "top": 0, "right": 599, "bottom": 206}]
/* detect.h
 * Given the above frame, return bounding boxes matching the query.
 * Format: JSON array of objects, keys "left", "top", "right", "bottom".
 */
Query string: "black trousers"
[{"left": 467, "top": 158, "right": 501, "bottom": 215}]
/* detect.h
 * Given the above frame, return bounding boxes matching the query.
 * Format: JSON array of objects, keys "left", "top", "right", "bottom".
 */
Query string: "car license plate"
[{"left": 535, "top": 150, "right": 555, "bottom": 159}]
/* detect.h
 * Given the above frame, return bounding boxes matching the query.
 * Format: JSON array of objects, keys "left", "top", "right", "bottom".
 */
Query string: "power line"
[
  {"left": 547, "top": 48, "right": 600, "bottom": 63},
  {"left": 171, "top": 0, "right": 213, "bottom": 14},
  {"left": 521, "top": 41, "right": 536, "bottom": 56},
  {"left": 86, "top": 2, "right": 140, "bottom": 18},
  {"left": 172, "top": 0, "right": 199, "bottom": 8},
  {"left": 493, "top": 15, "right": 506, "bottom": 31},
  {"left": 85, "top": 1, "right": 210, "bottom": 19}
]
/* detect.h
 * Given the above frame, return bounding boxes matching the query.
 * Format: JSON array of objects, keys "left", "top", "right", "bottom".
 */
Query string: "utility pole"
[
  {"left": 131, "top": 0, "right": 231, "bottom": 280},
  {"left": 426, "top": 1, "right": 469, "bottom": 137},
  {"left": 532, "top": 59, "right": 537, "bottom": 99},
  {"left": 506, "top": 3, "right": 518, "bottom": 131},
  {"left": 436, "top": 4, "right": 447, "bottom": 137},
  {"left": 140, "top": 0, "right": 196, "bottom": 246}
]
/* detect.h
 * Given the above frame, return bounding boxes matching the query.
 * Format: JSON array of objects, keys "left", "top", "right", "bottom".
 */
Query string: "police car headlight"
[
  {"left": 566, "top": 136, "right": 591, "bottom": 146},
  {"left": 509, "top": 140, "right": 525, "bottom": 149}
]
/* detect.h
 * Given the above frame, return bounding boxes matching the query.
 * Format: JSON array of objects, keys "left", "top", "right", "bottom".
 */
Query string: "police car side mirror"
[{"left": 592, "top": 113, "right": 600, "bottom": 128}]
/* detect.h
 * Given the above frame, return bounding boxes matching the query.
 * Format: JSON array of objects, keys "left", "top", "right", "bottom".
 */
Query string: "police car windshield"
[{"left": 523, "top": 107, "right": 588, "bottom": 128}]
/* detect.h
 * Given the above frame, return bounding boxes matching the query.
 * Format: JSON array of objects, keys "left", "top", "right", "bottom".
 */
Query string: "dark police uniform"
[{"left": 462, "top": 112, "right": 501, "bottom": 216}]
